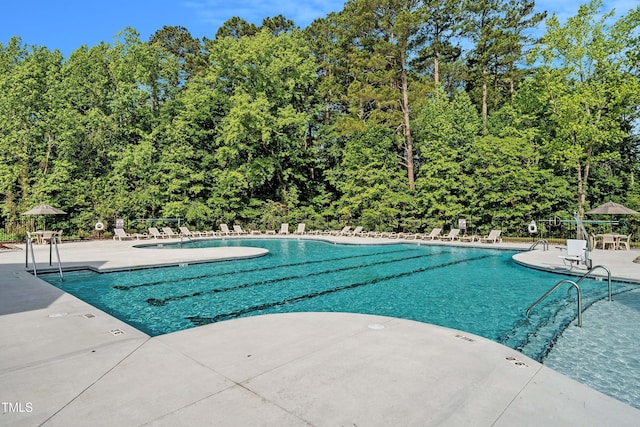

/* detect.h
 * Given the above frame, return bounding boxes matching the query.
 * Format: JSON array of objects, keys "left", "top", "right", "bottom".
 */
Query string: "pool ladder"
[
  {"left": 25, "top": 236, "right": 64, "bottom": 280},
  {"left": 526, "top": 265, "right": 612, "bottom": 327},
  {"left": 529, "top": 239, "right": 549, "bottom": 251}
]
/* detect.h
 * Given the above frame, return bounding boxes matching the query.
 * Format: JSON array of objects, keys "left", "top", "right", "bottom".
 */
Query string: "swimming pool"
[
  {"left": 544, "top": 288, "right": 640, "bottom": 409},
  {"left": 41, "top": 238, "right": 630, "bottom": 363}
]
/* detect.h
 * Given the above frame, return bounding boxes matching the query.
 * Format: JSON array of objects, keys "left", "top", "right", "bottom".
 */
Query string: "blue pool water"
[
  {"left": 41, "top": 239, "right": 631, "bottom": 363},
  {"left": 544, "top": 288, "right": 640, "bottom": 409}
]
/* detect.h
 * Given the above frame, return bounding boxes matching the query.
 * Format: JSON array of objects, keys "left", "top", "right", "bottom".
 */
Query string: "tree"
[
  {"left": 414, "top": 89, "right": 480, "bottom": 227},
  {"left": 530, "top": 0, "right": 640, "bottom": 217},
  {"left": 0, "top": 39, "right": 65, "bottom": 230},
  {"left": 334, "top": 0, "right": 428, "bottom": 190},
  {"left": 207, "top": 28, "right": 318, "bottom": 211},
  {"left": 261, "top": 15, "right": 298, "bottom": 35},
  {"left": 213, "top": 17, "right": 258, "bottom": 39},
  {"left": 329, "top": 126, "right": 412, "bottom": 231},
  {"left": 149, "top": 25, "right": 206, "bottom": 80},
  {"left": 412, "top": 0, "right": 462, "bottom": 86},
  {"left": 463, "top": 0, "right": 544, "bottom": 126}
]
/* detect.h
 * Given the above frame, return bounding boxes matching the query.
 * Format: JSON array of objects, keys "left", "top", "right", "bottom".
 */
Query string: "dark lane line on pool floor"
[
  {"left": 186, "top": 254, "right": 493, "bottom": 326},
  {"left": 114, "top": 248, "right": 417, "bottom": 291},
  {"left": 146, "top": 251, "right": 448, "bottom": 306}
]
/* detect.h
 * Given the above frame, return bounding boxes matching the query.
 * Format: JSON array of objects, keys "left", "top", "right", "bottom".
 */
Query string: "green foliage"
[{"left": 0, "top": 3, "right": 638, "bottom": 240}]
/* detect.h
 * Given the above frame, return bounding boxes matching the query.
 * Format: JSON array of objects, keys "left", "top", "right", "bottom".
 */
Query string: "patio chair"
[
  {"left": 220, "top": 223, "right": 235, "bottom": 236},
  {"left": 113, "top": 228, "right": 135, "bottom": 241},
  {"left": 440, "top": 228, "right": 460, "bottom": 241},
  {"left": 179, "top": 226, "right": 203, "bottom": 237},
  {"left": 619, "top": 234, "right": 632, "bottom": 251},
  {"left": 39, "top": 230, "right": 55, "bottom": 245},
  {"left": 480, "top": 230, "right": 502, "bottom": 243},
  {"left": 278, "top": 223, "right": 290, "bottom": 235},
  {"left": 162, "top": 227, "right": 182, "bottom": 238},
  {"left": 602, "top": 234, "right": 617, "bottom": 250},
  {"left": 330, "top": 226, "right": 351, "bottom": 236},
  {"left": 233, "top": 225, "right": 248, "bottom": 235},
  {"left": 149, "top": 227, "right": 167, "bottom": 239},
  {"left": 345, "top": 226, "right": 364, "bottom": 236},
  {"left": 27, "top": 231, "right": 42, "bottom": 245},
  {"left": 294, "top": 223, "right": 306, "bottom": 235},
  {"left": 421, "top": 228, "right": 442, "bottom": 241}
]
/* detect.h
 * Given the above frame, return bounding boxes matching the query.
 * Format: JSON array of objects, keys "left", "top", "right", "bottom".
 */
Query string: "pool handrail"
[
  {"left": 526, "top": 265, "right": 613, "bottom": 327},
  {"left": 573, "top": 265, "right": 612, "bottom": 302},
  {"left": 526, "top": 279, "right": 582, "bottom": 327},
  {"left": 528, "top": 239, "right": 549, "bottom": 251}
]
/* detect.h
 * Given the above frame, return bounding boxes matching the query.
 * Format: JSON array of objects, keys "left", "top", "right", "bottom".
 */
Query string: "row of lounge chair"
[
  {"left": 305, "top": 226, "right": 502, "bottom": 243},
  {"left": 112, "top": 223, "right": 303, "bottom": 241},
  {"left": 113, "top": 224, "right": 503, "bottom": 244}
]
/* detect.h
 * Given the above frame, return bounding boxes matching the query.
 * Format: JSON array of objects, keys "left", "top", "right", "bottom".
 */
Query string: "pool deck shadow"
[{"left": 1, "top": 237, "right": 639, "bottom": 426}]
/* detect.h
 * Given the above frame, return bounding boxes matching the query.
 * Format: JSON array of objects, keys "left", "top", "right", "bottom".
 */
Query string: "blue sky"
[{"left": 0, "top": 0, "right": 636, "bottom": 57}]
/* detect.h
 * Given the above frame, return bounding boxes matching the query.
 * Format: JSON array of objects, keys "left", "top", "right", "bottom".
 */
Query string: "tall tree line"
[{"left": 0, "top": 0, "right": 638, "bottom": 238}]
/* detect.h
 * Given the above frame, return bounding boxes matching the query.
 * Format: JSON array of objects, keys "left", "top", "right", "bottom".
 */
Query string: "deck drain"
[
  {"left": 368, "top": 323, "right": 385, "bottom": 330},
  {"left": 83, "top": 313, "right": 96, "bottom": 318},
  {"left": 109, "top": 329, "right": 126, "bottom": 336}
]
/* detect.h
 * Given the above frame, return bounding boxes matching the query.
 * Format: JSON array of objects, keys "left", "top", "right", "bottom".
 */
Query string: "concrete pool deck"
[{"left": 1, "top": 236, "right": 639, "bottom": 426}]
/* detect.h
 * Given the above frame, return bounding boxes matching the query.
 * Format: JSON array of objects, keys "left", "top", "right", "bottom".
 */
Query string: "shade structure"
[
  {"left": 22, "top": 203, "right": 67, "bottom": 216},
  {"left": 22, "top": 203, "right": 66, "bottom": 231},
  {"left": 586, "top": 201, "right": 638, "bottom": 215}
]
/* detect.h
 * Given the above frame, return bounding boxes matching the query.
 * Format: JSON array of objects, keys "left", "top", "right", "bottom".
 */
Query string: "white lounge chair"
[
  {"left": 278, "top": 223, "right": 289, "bottom": 235},
  {"left": 330, "top": 226, "right": 351, "bottom": 236},
  {"left": 162, "top": 227, "right": 182, "bottom": 238},
  {"left": 233, "top": 225, "right": 248, "bottom": 235},
  {"left": 346, "top": 226, "right": 364, "bottom": 236},
  {"left": 113, "top": 228, "right": 135, "bottom": 241},
  {"left": 179, "top": 226, "right": 203, "bottom": 237},
  {"left": 480, "top": 230, "right": 502, "bottom": 243},
  {"left": 220, "top": 223, "right": 235, "bottom": 236},
  {"left": 421, "top": 228, "right": 442, "bottom": 240},
  {"left": 559, "top": 239, "right": 588, "bottom": 268},
  {"left": 440, "top": 229, "right": 460, "bottom": 241},
  {"left": 149, "top": 227, "right": 167, "bottom": 239},
  {"left": 294, "top": 223, "right": 306, "bottom": 235}
]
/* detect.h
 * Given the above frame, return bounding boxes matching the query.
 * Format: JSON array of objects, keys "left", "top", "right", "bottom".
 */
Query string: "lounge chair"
[
  {"left": 179, "top": 226, "right": 203, "bottom": 237},
  {"left": 113, "top": 228, "right": 135, "bottom": 241},
  {"left": 220, "top": 223, "right": 236, "bottom": 236},
  {"left": 149, "top": 227, "right": 167, "bottom": 239},
  {"left": 345, "top": 226, "right": 363, "bottom": 236},
  {"left": 278, "top": 223, "right": 289, "bottom": 235},
  {"left": 559, "top": 239, "right": 588, "bottom": 268},
  {"left": 367, "top": 231, "right": 392, "bottom": 238},
  {"left": 330, "top": 226, "right": 351, "bottom": 236},
  {"left": 393, "top": 232, "right": 413, "bottom": 239},
  {"left": 421, "top": 228, "right": 442, "bottom": 240},
  {"left": 480, "top": 230, "right": 502, "bottom": 243},
  {"left": 294, "top": 223, "right": 306, "bottom": 235},
  {"left": 233, "top": 225, "right": 248, "bottom": 235},
  {"left": 440, "top": 228, "right": 460, "bottom": 241},
  {"left": 162, "top": 227, "right": 182, "bottom": 238}
]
